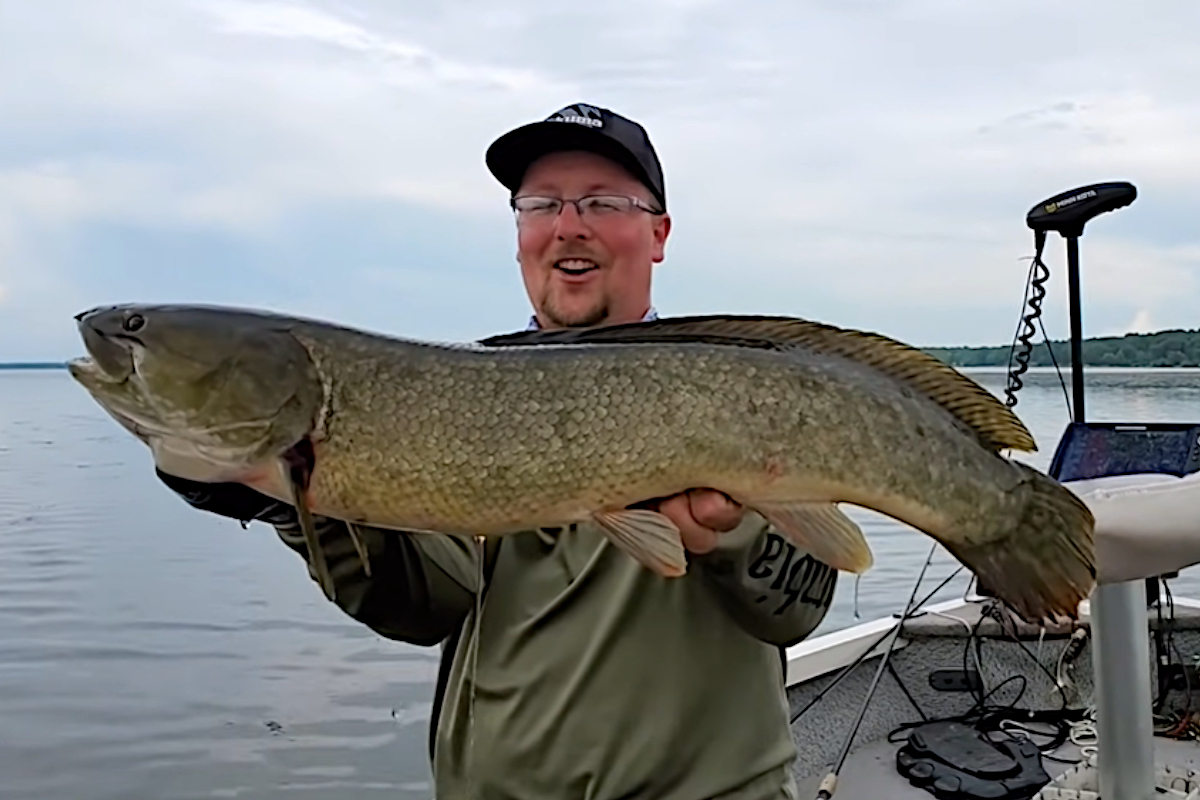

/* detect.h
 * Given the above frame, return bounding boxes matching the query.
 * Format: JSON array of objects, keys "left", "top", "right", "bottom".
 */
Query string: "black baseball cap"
[{"left": 485, "top": 103, "right": 667, "bottom": 211}]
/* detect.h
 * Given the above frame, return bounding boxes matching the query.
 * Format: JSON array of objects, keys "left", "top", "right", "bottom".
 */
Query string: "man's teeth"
[{"left": 556, "top": 259, "right": 597, "bottom": 274}]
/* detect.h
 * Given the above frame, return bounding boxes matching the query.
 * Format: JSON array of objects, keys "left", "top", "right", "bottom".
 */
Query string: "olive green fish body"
[
  {"left": 295, "top": 336, "right": 996, "bottom": 533},
  {"left": 68, "top": 305, "right": 1095, "bottom": 622}
]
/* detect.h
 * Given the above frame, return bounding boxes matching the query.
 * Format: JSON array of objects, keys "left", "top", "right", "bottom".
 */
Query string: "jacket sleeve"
[
  {"left": 691, "top": 511, "right": 838, "bottom": 647},
  {"left": 271, "top": 516, "right": 479, "bottom": 646}
]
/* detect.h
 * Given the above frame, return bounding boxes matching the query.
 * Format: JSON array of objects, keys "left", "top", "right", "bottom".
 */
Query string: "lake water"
[{"left": 4, "top": 366, "right": 1200, "bottom": 799}]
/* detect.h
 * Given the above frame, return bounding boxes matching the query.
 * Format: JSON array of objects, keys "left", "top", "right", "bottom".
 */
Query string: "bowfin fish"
[{"left": 68, "top": 305, "right": 1093, "bottom": 623}]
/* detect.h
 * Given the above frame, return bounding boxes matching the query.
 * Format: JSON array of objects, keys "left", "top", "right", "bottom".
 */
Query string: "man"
[{"left": 158, "top": 103, "right": 838, "bottom": 799}]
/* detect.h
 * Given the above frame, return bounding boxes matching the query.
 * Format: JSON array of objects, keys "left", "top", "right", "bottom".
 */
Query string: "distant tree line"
[
  {"left": 924, "top": 329, "right": 1200, "bottom": 368},
  {"left": 6, "top": 329, "right": 1200, "bottom": 370}
]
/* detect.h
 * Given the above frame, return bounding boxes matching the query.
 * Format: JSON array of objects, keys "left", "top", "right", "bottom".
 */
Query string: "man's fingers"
[
  {"left": 687, "top": 489, "right": 744, "bottom": 532},
  {"left": 627, "top": 489, "right": 744, "bottom": 555},
  {"left": 657, "top": 493, "right": 719, "bottom": 554}
]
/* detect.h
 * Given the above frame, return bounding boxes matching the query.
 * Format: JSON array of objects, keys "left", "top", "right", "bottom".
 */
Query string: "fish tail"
[{"left": 946, "top": 463, "right": 1096, "bottom": 624}]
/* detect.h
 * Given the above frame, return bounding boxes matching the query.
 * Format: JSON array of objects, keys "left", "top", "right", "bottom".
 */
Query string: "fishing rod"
[
  {"left": 790, "top": 560, "right": 964, "bottom": 726},
  {"left": 813, "top": 543, "right": 940, "bottom": 800}
]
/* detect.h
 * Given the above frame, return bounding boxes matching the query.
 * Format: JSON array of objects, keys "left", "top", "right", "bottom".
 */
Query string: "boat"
[{"left": 781, "top": 182, "right": 1200, "bottom": 800}]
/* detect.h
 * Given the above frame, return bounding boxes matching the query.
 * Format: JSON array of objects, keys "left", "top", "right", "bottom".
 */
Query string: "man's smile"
[{"left": 554, "top": 258, "right": 599, "bottom": 276}]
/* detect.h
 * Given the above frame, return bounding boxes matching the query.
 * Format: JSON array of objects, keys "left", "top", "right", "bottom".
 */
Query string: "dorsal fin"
[{"left": 480, "top": 315, "right": 1036, "bottom": 453}]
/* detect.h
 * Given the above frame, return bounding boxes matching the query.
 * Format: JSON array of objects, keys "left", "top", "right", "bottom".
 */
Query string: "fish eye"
[{"left": 124, "top": 314, "right": 145, "bottom": 333}]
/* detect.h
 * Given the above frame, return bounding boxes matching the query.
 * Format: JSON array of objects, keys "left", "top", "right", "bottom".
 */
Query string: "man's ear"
[{"left": 651, "top": 214, "right": 672, "bottom": 263}]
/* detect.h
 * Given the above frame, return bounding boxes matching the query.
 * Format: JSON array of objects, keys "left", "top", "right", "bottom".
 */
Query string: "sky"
[{"left": 4, "top": 0, "right": 1200, "bottom": 361}]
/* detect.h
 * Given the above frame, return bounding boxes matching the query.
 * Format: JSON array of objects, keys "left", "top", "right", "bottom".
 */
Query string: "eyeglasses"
[{"left": 510, "top": 194, "right": 664, "bottom": 223}]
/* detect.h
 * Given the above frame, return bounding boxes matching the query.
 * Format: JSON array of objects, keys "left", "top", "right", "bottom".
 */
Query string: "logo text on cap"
[{"left": 549, "top": 104, "right": 604, "bottom": 128}]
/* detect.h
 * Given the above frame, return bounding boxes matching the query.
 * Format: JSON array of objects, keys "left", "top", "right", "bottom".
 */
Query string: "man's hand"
[
  {"left": 156, "top": 469, "right": 298, "bottom": 527},
  {"left": 652, "top": 489, "right": 745, "bottom": 554}
]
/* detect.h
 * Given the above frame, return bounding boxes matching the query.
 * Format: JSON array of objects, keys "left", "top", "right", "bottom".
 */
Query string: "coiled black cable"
[{"left": 1004, "top": 230, "right": 1049, "bottom": 409}]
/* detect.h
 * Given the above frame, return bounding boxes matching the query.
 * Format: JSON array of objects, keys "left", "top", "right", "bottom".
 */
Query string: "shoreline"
[
  {"left": 5, "top": 363, "right": 1200, "bottom": 372},
  {"left": 0, "top": 363, "right": 68, "bottom": 370}
]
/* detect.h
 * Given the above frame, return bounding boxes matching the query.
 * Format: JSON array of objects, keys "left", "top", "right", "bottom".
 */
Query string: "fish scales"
[{"left": 295, "top": 326, "right": 1019, "bottom": 547}]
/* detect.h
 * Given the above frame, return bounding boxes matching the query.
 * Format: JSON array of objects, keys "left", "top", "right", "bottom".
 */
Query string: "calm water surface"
[{"left": 3, "top": 367, "right": 1200, "bottom": 799}]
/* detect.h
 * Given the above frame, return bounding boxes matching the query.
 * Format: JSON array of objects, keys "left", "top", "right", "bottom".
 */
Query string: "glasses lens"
[
  {"left": 580, "top": 196, "right": 633, "bottom": 214},
  {"left": 513, "top": 197, "right": 560, "bottom": 215}
]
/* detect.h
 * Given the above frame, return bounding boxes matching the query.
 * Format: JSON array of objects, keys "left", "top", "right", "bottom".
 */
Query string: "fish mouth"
[
  {"left": 72, "top": 307, "right": 138, "bottom": 382},
  {"left": 554, "top": 258, "right": 600, "bottom": 277},
  {"left": 66, "top": 355, "right": 105, "bottom": 383}
]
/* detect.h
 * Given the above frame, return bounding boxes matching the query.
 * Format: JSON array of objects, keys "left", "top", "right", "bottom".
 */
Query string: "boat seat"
[
  {"left": 1068, "top": 470, "right": 1200, "bottom": 585},
  {"left": 1043, "top": 420, "right": 1200, "bottom": 585}
]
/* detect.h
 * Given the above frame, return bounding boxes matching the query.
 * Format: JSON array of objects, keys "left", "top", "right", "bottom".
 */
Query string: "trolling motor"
[
  {"left": 1005, "top": 182, "right": 1137, "bottom": 418},
  {"left": 1024, "top": 183, "right": 1200, "bottom": 488}
]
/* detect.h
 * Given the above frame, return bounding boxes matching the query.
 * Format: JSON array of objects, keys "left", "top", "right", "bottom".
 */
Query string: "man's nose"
[{"left": 553, "top": 201, "right": 591, "bottom": 239}]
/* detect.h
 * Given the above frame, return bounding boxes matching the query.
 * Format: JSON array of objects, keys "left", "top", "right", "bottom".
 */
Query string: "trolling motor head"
[
  {"left": 1026, "top": 181, "right": 1137, "bottom": 239},
  {"left": 1005, "top": 181, "right": 1138, "bottom": 422}
]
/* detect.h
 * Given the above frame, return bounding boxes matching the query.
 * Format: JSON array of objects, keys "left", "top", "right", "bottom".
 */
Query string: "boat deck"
[
  {"left": 785, "top": 596, "right": 1200, "bottom": 799},
  {"left": 793, "top": 735, "right": 1200, "bottom": 800}
]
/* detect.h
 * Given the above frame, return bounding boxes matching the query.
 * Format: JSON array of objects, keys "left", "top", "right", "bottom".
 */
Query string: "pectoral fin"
[
  {"left": 282, "top": 440, "right": 336, "bottom": 602},
  {"left": 755, "top": 501, "right": 874, "bottom": 573},
  {"left": 593, "top": 509, "right": 689, "bottom": 578}
]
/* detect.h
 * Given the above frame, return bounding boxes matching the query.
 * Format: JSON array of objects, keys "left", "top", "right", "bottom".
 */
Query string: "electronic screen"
[{"left": 1048, "top": 422, "right": 1200, "bottom": 482}]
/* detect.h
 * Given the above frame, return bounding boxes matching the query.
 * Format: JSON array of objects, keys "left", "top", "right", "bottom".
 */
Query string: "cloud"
[
  {"left": 201, "top": 0, "right": 547, "bottom": 92},
  {"left": 4, "top": 0, "right": 1200, "bottom": 359}
]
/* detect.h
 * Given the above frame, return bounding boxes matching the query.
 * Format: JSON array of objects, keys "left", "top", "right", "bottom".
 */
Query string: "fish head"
[{"left": 67, "top": 304, "right": 324, "bottom": 482}]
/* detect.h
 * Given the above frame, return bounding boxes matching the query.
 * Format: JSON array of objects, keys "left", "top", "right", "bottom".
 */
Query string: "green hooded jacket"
[{"left": 273, "top": 507, "right": 836, "bottom": 800}]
